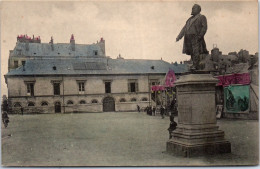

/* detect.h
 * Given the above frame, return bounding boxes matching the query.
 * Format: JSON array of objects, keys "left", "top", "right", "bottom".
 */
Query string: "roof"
[
  {"left": 6, "top": 58, "right": 188, "bottom": 76},
  {"left": 226, "top": 63, "right": 250, "bottom": 74},
  {"left": 10, "top": 42, "right": 105, "bottom": 57}
]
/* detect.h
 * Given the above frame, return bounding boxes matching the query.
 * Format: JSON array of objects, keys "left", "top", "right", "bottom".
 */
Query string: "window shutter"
[
  {"left": 128, "top": 83, "right": 131, "bottom": 92},
  {"left": 82, "top": 83, "right": 85, "bottom": 91},
  {"left": 135, "top": 82, "right": 139, "bottom": 92}
]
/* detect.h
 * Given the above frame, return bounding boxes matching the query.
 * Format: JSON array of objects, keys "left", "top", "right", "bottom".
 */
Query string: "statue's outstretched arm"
[{"left": 176, "top": 25, "right": 186, "bottom": 41}]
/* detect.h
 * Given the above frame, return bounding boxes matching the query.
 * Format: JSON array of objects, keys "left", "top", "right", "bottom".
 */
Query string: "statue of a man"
[{"left": 176, "top": 4, "right": 209, "bottom": 70}]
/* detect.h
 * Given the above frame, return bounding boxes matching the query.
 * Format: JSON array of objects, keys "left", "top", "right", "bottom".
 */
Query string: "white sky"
[{"left": 0, "top": 1, "right": 258, "bottom": 96}]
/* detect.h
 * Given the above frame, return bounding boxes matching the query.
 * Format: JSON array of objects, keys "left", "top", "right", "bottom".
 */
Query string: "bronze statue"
[{"left": 176, "top": 4, "right": 209, "bottom": 70}]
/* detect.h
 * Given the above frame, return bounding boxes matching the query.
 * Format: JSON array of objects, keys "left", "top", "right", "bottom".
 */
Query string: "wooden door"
[
  {"left": 55, "top": 102, "right": 61, "bottom": 113},
  {"left": 103, "top": 97, "right": 115, "bottom": 112}
]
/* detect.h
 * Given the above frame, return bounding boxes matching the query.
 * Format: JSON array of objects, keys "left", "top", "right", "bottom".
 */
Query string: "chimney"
[
  {"left": 49, "top": 36, "right": 54, "bottom": 51},
  {"left": 70, "top": 34, "right": 75, "bottom": 51},
  {"left": 211, "top": 47, "right": 220, "bottom": 62},
  {"left": 98, "top": 37, "right": 106, "bottom": 56}
]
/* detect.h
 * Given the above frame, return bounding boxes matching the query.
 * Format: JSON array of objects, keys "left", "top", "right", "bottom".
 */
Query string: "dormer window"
[
  {"left": 17, "top": 50, "right": 22, "bottom": 55},
  {"left": 14, "top": 60, "right": 18, "bottom": 68}
]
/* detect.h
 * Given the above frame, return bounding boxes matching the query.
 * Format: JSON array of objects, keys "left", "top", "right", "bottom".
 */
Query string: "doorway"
[
  {"left": 55, "top": 102, "right": 61, "bottom": 113},
  {"left": 103, "top": 97, "right": 115, "bottom": 112}
]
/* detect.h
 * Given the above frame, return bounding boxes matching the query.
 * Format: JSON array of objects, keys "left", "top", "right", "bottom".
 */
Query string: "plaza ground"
[{"left": 1, "top": 112, "right": 259, "bottom": 166}]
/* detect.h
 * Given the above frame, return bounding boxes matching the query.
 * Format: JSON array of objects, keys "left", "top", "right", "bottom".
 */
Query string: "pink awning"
[
  {"left": 151, "top": 85, "right": 165, "bottom": 91},
  {"left": 217, "top": 73, "right": 250, "bottom": 87}
]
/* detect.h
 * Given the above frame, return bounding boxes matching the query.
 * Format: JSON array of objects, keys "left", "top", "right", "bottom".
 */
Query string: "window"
[
  {"left": 28, "top": 102, "right": 35, "bottom": 106},
  {"left": 150, "top": 79, "right": 159, "bottom": 86},
  {"left": 78, "top": 82, "right": 85, "bottom": 92},
  {"left": 119, "top": 98, "right": 126, "bottom": 102},
  {"left": 41, "top": 102, "right": 48, "bottom": 106},
  {"left": 26, "top": 83, "right": 34, "bottom": 96},
  {"left": 130, "top": 83, "right": 136, "bottom": 92},
  {"left": 53, "top": 82, "right": 60, "bottom": 95},
  {"left": 91, "top": 99, "right": 98, "bottom": 103},
  {"left": 14, "top": 60, "right": 18, "bottom": 68},
  {"left": 128, "top": 80, "right": 138, "bottom": 93},
  {"left": 105, "top": 82, "right": 111, "bottom": 93},
  {"left": 94, "top": 50, "right": 98, "bottom": 56},
  {"left": 14, "top": 102, "right": 21, "bottom": 107},
  {"left": 141, "top": 97, "right": 148, "bottom": 101},
  {"left": 67, "top": 100, "right": 73, "bottom": 105},
  {"left": 131, "top": 98, "right": 136, "bottom": 102},
  {"left": 79, "top": 100, "right": 86, "bottom": 104},
  {"left": 22, "top": 61, "right": 26, "bottom": 66}
]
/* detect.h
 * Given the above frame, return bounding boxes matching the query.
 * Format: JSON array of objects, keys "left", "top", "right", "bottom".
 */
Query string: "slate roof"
[
  {"left": 6, "top": 58, "right": 188, "bottom": 76},
  {"left": 10, "top": 42, "right": 105, "bottom": 57}
]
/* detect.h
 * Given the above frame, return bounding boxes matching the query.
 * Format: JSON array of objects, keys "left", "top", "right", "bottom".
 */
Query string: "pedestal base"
[
  {"left": 166, "top": 73, "right": 232, "bottom": 157},
  {"left": 166, "top": 140, "right": 231, "bottom": 157}
]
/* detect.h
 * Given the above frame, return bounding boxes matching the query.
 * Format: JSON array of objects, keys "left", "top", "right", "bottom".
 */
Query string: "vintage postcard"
[{"left": 0, "top": 0, "right": 258, "bottom": 167}]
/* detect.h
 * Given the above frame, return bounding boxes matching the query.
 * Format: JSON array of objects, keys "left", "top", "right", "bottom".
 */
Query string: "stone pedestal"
[{"left": 166, "top": 73, "right": 231, "bottom": 157}]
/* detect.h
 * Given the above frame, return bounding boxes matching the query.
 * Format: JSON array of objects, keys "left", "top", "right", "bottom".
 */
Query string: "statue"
[{"left": 176, "top": 4, "right": 209, "bottom": 70}]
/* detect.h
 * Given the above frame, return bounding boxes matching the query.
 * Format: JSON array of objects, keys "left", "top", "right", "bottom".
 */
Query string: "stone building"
[{"left": 5, "top": 35, "right": 188, "bottom": 114}]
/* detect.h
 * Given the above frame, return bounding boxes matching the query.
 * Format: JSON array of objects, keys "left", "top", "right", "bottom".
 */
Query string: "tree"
[{"left": 1, "top": 95, "right": 8, "bottom": 112}]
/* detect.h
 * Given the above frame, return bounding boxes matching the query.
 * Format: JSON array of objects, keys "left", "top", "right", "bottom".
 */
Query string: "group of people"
[
  {"left": 144, "top": 106, "right": 156, "bottom": 116},
  {"left": 144, "top": 105, "right": 171, "bottom": 119}
]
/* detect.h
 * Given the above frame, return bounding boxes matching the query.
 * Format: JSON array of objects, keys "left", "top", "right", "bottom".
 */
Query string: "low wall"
[
  {"left": 116, "top": 101, "right": 149, "bottom": 112},
  {"left": 65, "top": 104, "right": 103, "bottom": 113}
]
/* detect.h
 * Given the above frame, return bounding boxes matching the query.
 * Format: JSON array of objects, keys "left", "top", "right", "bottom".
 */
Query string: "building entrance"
[
  {"left": 55, "top": 102, "right": 61, "bottom": 113},
  {"left": 103, "top": 97, "right": 115, "bottom": 112}
]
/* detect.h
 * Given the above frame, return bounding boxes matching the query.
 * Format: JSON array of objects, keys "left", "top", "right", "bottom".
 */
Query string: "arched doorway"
[
  {"left": 55, "top": 102, "right": 61, "bottom": 113},
  {"left": 103, "top": 97, "right": 115, "bottom": 112}
]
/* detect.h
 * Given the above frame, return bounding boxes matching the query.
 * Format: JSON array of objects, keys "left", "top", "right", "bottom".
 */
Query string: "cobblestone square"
[{"left": 1, "top": 112, "right": 259, "bottom": 166}]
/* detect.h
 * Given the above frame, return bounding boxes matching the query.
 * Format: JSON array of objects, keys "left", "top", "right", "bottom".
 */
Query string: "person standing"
[
  {"left": 137, "top": 105, "right": 140, "bottom": 113},
  {"left": 176, "top": 4, "right": 209, "bottom": 70},
  {"left": 160, "top": 105, "right": 165, "bottom": 119},
  {"left": 168, "top": 116, "right": 177, "bottom": 139},
  {"left": 2, "top": 111, "right": 9, "bottom": 128},
  {"left": 152, "top": 106, "right": 156, "bottom": 116},
  {"left": 21, "top": 107, "right": 24, "bottom": 115}
]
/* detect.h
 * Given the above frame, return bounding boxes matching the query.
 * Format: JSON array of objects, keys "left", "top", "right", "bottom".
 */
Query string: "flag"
[{"left": 165, "top": 69, "right": 176, "bottom": 87}]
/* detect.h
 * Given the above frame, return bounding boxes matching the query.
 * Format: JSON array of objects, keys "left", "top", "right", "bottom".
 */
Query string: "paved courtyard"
[{"left": 1, "top": 112, "right": 259, "bottom": 166}]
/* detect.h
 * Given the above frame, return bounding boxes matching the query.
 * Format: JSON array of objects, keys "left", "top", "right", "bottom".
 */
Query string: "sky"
[{"left": 0, "top": 0, "right": 258, "bottom": 96}]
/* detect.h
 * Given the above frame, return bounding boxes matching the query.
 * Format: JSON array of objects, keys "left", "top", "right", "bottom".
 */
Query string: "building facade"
[{"left": 5, "top": 35, "right": 188, "bottom": 114}]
